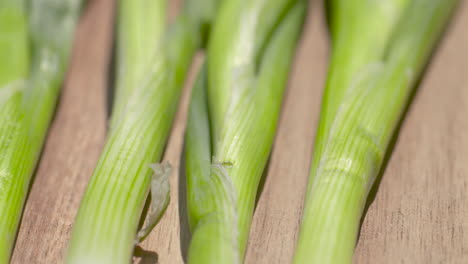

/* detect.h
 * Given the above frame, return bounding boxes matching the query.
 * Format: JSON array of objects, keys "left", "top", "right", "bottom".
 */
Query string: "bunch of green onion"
[
  {"left": 66, "top": 0, "right": 220, "bottom": 263},
  {"left": 294, "top": 0, "right": 458, "bottom": 263},
  {"left": 185, "top": 0, "right": 306, "bottom": 263},
  {"left": 0, "top": 0, "right": 82, "bottom": 262},
  {"left": 1, "top": 0, "right": 459, "bottom": 263}
]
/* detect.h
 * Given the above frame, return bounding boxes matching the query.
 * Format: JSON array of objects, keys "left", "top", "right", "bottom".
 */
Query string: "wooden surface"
[{"left": 10, "top": 0, "right": 468, "bottom": 263}]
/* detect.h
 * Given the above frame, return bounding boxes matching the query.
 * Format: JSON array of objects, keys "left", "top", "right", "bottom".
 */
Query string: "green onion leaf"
[
  {"left": 66, "top": 0, "right": 221, "bottom": 263},
  {"left": 0, "top": 0, "right": 82, "bottom": 262},
  {"left": 185, "top": 0, "right": 306, "bottom": 263},
  {"left": 294, "top": 0, "right": 458, "bottom": 263}
]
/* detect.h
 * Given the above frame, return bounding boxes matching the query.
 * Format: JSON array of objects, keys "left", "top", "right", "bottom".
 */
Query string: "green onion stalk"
[
  {"left": 0, "top": 0, "right": 82, "bottom": 262},
  {"left": 185, "top": 0, "right": 306, "bottom": 263},
  {"left": 294, "top": 0, "right": 458, "bottom": 263},
  {"left": 66, "top": 0, "right": 220, "bottom": 263}
]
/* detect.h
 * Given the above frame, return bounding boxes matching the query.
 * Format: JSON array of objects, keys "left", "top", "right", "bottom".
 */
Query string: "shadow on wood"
[
  {"left": 134, "top": 246, "right": 158, "bottom": 264},
  {"left": 178, "top": 144, "right": 191, "bottom": 263}
]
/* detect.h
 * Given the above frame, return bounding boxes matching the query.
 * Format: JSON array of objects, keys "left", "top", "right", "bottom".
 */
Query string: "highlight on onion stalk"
[
  {"left": 184, "top": 0, "right": 306, "bottom": 263},
  {"left": 0, "top": 0, "right": 82, "bottom": 262},
  {"left": 66, "top": 0, "right": 220, "bottom": 263},
  {"left": 293, "top": 0, "right": 458, "bottom": 263}
]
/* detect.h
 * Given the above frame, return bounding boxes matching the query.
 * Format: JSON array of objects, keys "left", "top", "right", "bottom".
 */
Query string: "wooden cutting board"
[{"left": 9, "top": 0, "right": 468, "bottom": 263}]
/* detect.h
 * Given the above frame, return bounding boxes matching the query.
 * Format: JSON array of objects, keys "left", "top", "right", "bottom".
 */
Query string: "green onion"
[
  {"left": 294, "top": 0, "right": 458, "bottom": 263},
  {"left": 185, "top": 0, "right": 305, "bottom": 263},
  {"left": 0, "top": 0, "right": 82, "bottom": 262},
  {"left": 66, "top": 0, "right": 220, "bottom": 263}
]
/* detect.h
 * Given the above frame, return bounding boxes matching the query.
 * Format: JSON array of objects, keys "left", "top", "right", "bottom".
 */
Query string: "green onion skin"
[
  {"left": 185, "top": 1, "right": 306, "bottom": 263},
  {"left": 110, "top": 0, "right": 167, "bottom": 126},
  {"left": 0, "top": 1, "right": 29, "bottom": 262},
  {"left": 0, "top": 0, "right": 81, "bottom": 262},
  {"left": 294, "top": 0, "right": 458, "bottom": 263},
  {"left": 66, "top": 0, "right": 221, "bottom": 263}
]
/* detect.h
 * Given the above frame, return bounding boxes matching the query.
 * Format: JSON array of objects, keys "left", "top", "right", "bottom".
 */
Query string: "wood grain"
[{"left": 10, "top": 0, "right": 468, "bottom": 263}]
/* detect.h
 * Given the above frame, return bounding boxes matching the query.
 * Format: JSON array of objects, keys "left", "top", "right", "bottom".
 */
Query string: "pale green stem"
[
  {"left": 186, "top": 0, "right": 306, "bottom": 263},
  {"left": 0, "top": 0, "right": 81, "bottom": 262},
  {"left": 66, "top": 0, "right": 220, "bottom": 263},
  {"left": 294, "top": 0, "right": 458, "bottom": 263}
]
